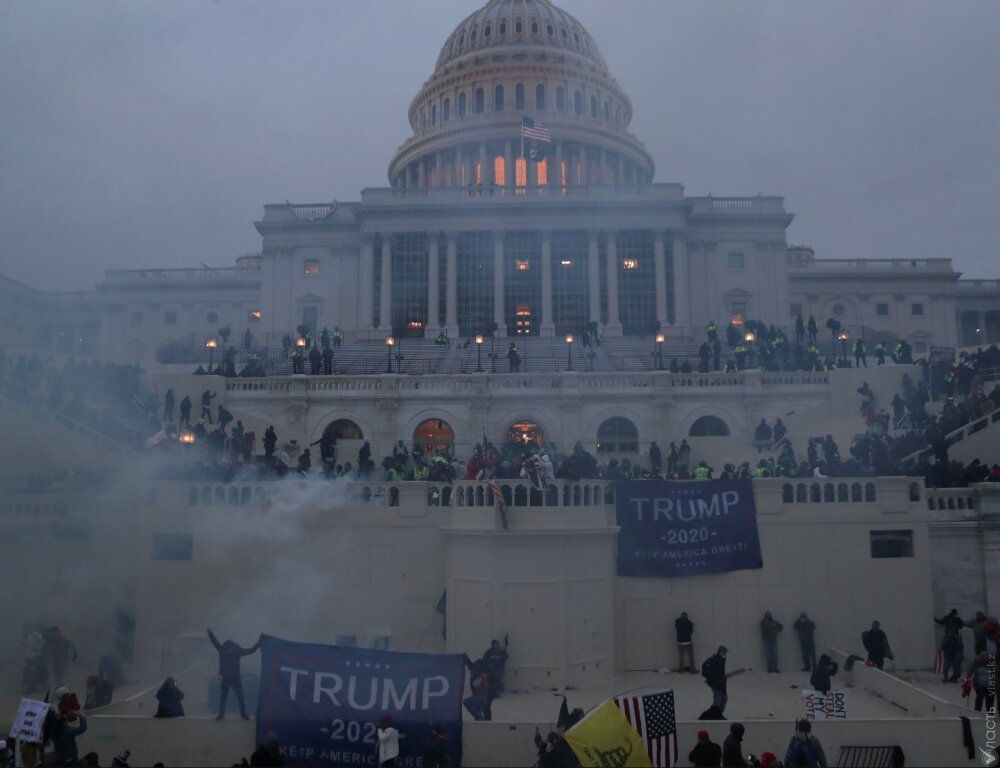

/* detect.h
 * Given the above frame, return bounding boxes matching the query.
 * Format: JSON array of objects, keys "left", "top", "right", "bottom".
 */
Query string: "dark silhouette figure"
[
  {"left": 263, "top": 426, "right": 277, "bottom": 461},
  {"left": 207, "top": 628, "right": 260, "bottom": 720},
  {"left": 163, "top": 389, "right": 175, "bottom": 422},
  {"left": 154, "top": 677, "right": 185, "bottom": 718},
  {"left": 179, "top": 395, "right": 192, "bottom": 428},
  {"left": 201, "top": 390, "right": 216, "bottom": 423}
]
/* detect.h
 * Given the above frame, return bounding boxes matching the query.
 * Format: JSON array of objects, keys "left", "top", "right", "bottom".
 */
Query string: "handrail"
[{"left": 899, "top": 409, "right": 1000, "bottom": 467}]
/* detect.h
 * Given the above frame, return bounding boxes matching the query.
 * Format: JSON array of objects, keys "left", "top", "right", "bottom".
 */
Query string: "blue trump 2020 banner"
[
  {"left": 615, "top": 479, "right": 763, "bottom": 577},
  {"left": 256, "top": 635, "right": 465, "bottom": 766}
]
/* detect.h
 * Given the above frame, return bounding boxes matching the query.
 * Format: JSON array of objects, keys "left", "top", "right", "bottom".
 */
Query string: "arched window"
[
  {"left": 324, "top": 419, "right": 364, "bottom": 441},
  {"left": 493, "top": 156, "right": 505, "bottom": 187},
  {"left": 458, "top": 92, "right": 466, "bottom": 116},
  {"left": 536, "top": 84, "right": 546, "bottom": 110},
  {"left": 443, "top": 98, "right": 451, "bottom": 122},
  {"left": 688, "top": 416, "right": 730, "bottom": 437},
  {"left": 431, "top": 104, "right": 437, "bottom": 125},
  {"left": 574, "top": 90, "right": 583, "bottom": 115},
  {"left": 556, "top": 86, "right": 566, "bottom": 111},
  {"left": 506, "top": 420, "right": 544, "bottom": 447},
  {"left": 515, "top": 84, "right": 525, "bottom": 110},
  {"left": 420, "top": 110, "right": 426, "bottom": 129},
  {"left": 596, "top": 417, "right": 639, "bottom": 453},
  {"left": 590, "top": 95, "right": 598, "bottom": 117},
  {"left": 475, "top": 88, "right": 485, "bottom": 113},
  {"left": 782, "top": 484, "right": 793, "bottom": 503},
  {"left": 494, "top": 85, "right": 504, "bottom": 112},
  {"left": 413, "top": 419, "right": 455, "bottom": 455}
]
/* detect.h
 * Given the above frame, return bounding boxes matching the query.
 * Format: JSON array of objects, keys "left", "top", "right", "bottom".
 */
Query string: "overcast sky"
[{"left": 1, "top": 1, "right": 998, "bottom": 291}]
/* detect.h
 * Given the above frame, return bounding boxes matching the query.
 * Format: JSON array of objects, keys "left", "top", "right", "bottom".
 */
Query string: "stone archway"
[{"left": 413, "top": 418, "right": 455, "bottom": 455}]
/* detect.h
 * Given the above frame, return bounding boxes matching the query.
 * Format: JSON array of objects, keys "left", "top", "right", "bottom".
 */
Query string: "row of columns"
[
  {"left": 397, "top": 139, "right": 649, "bottom": 189},
  {"left": 363, "top": 230, "right": 689, "bottom": 337}
]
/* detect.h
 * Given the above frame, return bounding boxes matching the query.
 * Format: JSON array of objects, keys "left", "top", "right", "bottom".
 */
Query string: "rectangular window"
[
  {"left": 789, "top": 303, "right": 802, "bottom": 318},
  {"left": 728, "top": 252, "right": 745, "bottom": 270},
  {"left": 164, "top": 312, "right": 177, "bottom": 325},
  {"left": 876, "top": 303, "right": 889, "bottom": 317},
  {"left": 911, "top": 303, "right": 924, "bottom": 316},
  {"left": 152, "top": 533, "right": 193, "bottom": 561},
  {"left": 130, "top": 313, "right": 142, "bottom": 326},
  {"left": 870, "top": 529, "right": 913, "bottom": 559},
  {"left": 304, "top": 260, "right": 320, "bottom": 276},
  {"left": 730, "top": 301, "right": 747, "bottom": 317},
  {"left": 248, "top": 310, "right": 262, "bottom": 321}
]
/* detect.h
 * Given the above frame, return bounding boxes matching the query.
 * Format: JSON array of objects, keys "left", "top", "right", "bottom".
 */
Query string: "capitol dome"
[{"left": 388, "top": 0, "right": 654, "bottom": 190}]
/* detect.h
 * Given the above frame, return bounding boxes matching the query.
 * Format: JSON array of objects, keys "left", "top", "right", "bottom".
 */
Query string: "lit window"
[
  {"left": 622, "top": 259, "right": 638, "bottom": 270},
  {"left": 911, "top": 303, "right": 924, "bottom": 316},
  {"left": 537, "top": 157, "right": 548, "bottom": 186},
  {"left": 728, "top": 253, "right": 744, "bottom": 270},
  {"left": 516, "top": 260, "right": 530, "bottom": 271},
  {"left": 164, "top": 312, "right": 177, "bottom": 325},
  {"left": 560, "top": 259, "right": 572, "bottom": 266},
  {"left": 248, "top": 310, "right": 262, "bottom": 321},
  {"left": 304, "top": 260, "right": 320, "bottom": 275},
  {"left": 515, "top": 157, "right": 527, "bottom": 187},
  {"left": 494, "top": 156, "right": 506, "bottom": 186},
  {"left": 876, "top": 303, "right": 889, "bottom": 317}
]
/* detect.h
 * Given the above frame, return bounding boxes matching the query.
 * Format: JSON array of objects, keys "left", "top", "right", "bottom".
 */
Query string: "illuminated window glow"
[
  {"left": 249, "top": 310, "right": 262, "bottom": 321},
  {"left": 493, "top": 156, "right": 505, "bottom": 187},
  {"left": 516, "top": 260, "right": 530, "bottom": 271},
  {"left": 560, "top": 259, "right": 572, "bottom": 266},
  {"left": 304, "top": 260, "right": 320, "bottom": 275},
  {"left": 622, "top": 258, "right": 638, "bottom": 270},
  {"left": 537, "top": 157, "right": 548, "bottom": 186}
]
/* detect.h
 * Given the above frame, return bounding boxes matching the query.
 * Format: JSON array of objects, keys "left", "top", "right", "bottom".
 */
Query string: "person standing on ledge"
[
  {"left": 207, "top": 628, "right": 259, "bottom": 720},
  {"left": 675, "top": 612, "right": 695, "bottom": 673},
  {"left": 861, "top": 620, "right": 893, "bottom": 670}
]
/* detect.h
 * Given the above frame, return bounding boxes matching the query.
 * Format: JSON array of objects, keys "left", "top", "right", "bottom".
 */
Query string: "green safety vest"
[{"left": 693, "top": 466, "right": 711, "bottom": 479}]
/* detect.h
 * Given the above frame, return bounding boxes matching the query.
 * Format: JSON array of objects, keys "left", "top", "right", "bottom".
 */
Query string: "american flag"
[
  {"left": 613, "top": 689, "right": 678, "bottom": 767},
  {"left": 521, "top": 115, "right": 551, "bottom": 143}
]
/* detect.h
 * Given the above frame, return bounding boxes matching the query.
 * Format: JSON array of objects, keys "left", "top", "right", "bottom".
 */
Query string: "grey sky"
[{"left": 1, "top": 0, "right": 997, "bottom": 292}]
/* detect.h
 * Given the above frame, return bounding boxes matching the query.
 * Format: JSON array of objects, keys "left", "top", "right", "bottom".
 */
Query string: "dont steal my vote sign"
[
  {"left": 256, "top": 635, "right": 465, "bottom": 766},
  {"left": 615, "top": 479, "right": 764, "bottom": 577}
]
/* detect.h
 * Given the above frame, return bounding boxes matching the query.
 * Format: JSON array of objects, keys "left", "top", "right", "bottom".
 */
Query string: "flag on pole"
[
  {"left": 564, "top": 699, "right": 652, "bottom": 768},
  {"left": 933, "top": 648, "right": 944, "bottom": 676},
  {"left": 613, "top": 690, "right": 678, "bottom": 767},
  {"left": 521, "top": 115, "right": 551, "bottom": 143},
  {"left": 487, "top": 480, "right": 508, "bottom": 529}
]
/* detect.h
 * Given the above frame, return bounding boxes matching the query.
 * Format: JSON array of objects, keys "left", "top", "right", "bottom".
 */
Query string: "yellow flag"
[{"left": 564, "top": 700, "right": 652, "bottom": 768}]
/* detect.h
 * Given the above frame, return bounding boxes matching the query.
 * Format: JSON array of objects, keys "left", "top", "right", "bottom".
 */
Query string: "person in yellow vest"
[{"left": 693, "top": 460, "right": 714, "bottom": 480}]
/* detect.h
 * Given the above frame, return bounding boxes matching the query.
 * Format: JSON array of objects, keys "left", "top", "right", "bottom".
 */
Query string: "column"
[
  {"left": 493, "top": 231, "right": 507, "bottom": 336},
  {"left": 504, "top": 140, "right": 513, "bottom": 192},
  {"left": 445, "top": 232, "right": 458, "bottom": 336},
  {"left": 587, "top": 230, "right": 601, "bottom": 323},
  {"left": 672, "top": 230, "right": 690, "bottom": 330},
  {"left": 540, "top": 230, "right": 554, "bottom": 336},
  {"left": 406, "top": 166, "right": 415, "bottom": 189},
  {"left": 456, "top": 146, "right": 464, "bottom": 187},
  {"left": 479, "top": 143, "right": 487, "bottom": 186},
  {"left": 554, "top": 141, "right": 563, "bottom": 190},
  {"left": 359, "top": 236, "right": 375, "bottom": 330},
  {"left": 417, "top": 158, "right": 425, "bottom": 188},
  {"left": 654, "top": 230, "right": 668, "bottom": 330},
  {"left": 528, "top": 155, "right": 537, "bottom": 189},
  {"left": 617, "top": 154, "right": 625, "bottom": 186},
  {"left": 436, "top": 151, "right": 445, "bottom": 187},
  {"left": 378, "top": 234, "right": 392, "bottom": 332},
  {"left": 605, "top": 229, "right": 622, "bottom": 335},
  {"left": 426, "top": 233, "right": 440, "bottom": 335},
  {"left": 581, "top": 145, "right": 589, "bottom": 185}
]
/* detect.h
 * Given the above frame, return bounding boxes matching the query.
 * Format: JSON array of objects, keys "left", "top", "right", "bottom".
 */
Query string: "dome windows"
[
  {"left": 515, "top": 20, "right": 523, "bottom": 34},
  {"left": 590, "top": 95, "right": 598, "bottom": 118},
  {"left": 574, "top": 90, "right": 583, "bottom": 115},
  {"left": 494, "top": 85, "right": 504, "bottom": 111},
  {"left": 470, "top": 26, "right": 478, "bottom": 42},
  {"left": 556, "top": 86, "right": 565, "bottom": 111},
  {"left": 546, "top": 23, "right": 555, "bottom": 36},
  {"left": 475, "top": 88, "right": 485, "bottom": 113},
  {"left": 530, "top": 21, "right": 539, "bottom": 34},
  {"left": 458, "top": 92, "right": 466, "bottom": 116},
  {"left": 499, "top": 21, "right": 507, "bottom": 35},
  {"left": 574, "top": 32, "right": 580, "bottom": 46},
  {"left": 536, "top": 84, "right": 546, "bottom": 110},
  {"left": 560, "top": 27, "right": 568, "bottom": 40},
  {"left": 484, "top": 24, "right": 492, "bottom": 38},
  {"left": 443, "top": 97, "right": 451, "bottom": 122},
  {"left": 459, "top": 32, "right": 465, "bottom": 46},
  {"left": 515, "top": 83, "right": 525, "bottom": 110}
]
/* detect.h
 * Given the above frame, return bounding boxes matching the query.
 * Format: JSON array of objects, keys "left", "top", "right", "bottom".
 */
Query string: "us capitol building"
[{"left": 1, "top": 2, "right": 998, "bottom": 764}]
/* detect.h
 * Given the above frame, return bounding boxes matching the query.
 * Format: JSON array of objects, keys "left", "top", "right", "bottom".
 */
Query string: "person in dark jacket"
[
  {"left": 760, "top": 612, "right": 784, "bottom": 673},
  {"left": 702, "top": 646, "right": 730, "bottom": 714},
  {"left": 207, "top": 628, "right": 260, "bottom": 720},
  {"left": 154, "top": 676, "right": 185, "bottom": 718},
  {"left": 52, "top": 714, "right": 88, "bottom": 766},
  {"left": 675, "top": 612, "right": 695, "bottom": 673},
  {"left": 689, "top": 730, "right": 722, "bottom": 767},
  {"left": 722, "top": 723, "right": 748, "bottom": 767},
  {"left": 809, "top": 654, "right": 839, "bottom": 694},
  {"left": 263, "top": 426, "right": 277, "bottom": 461},
  {"left": 861, "top": 621, "right": 893, "bottom": 669},
  {"left": 794, "top": 613, "right": 817, "bottom": 672},
  {"left": 422, "top": 726, "right": 451, "bottom": 768},
  {"left": 250, "top": 732, "right": 284, "bottom": 767}
]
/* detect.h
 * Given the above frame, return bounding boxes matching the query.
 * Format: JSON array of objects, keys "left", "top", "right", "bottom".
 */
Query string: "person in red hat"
[
  {"left": 374, "top": 714, "right": 400, "bottom": 767},
  {"left": 688, "top": 729, "right": 722, "bottom": 767},
  {"left": 759, "top": 752, "right": 781, "bottom": 768}
]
